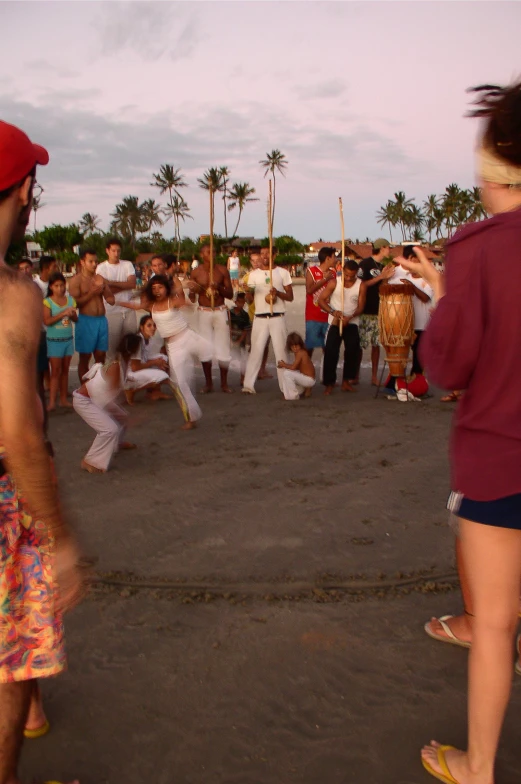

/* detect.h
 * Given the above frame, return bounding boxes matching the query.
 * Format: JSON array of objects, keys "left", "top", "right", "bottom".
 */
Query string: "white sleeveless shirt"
[
  {"left": 328, "top": 277, "right": 361, "bottom": 326},
  {"left": 151, "top": 299, "right": 188, "bottom": 338}
]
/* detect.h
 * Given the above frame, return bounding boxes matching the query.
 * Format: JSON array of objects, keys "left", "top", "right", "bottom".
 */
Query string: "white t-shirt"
[
  {"left": 247, "top": 267, "right": 292, "bottom": 315},
  {"left": 228, "top": 256, "right": 240, "bottom": 272},
  {"left": 96, "top": 260, "right": 136, "bottom": 314},
  {"left": 387, "top": 263, "right": 410, "bottom": 285},
  {"left": 328, "top": 278, "right": 362, "bottom": 326},
  {"left": 34, "top": 275, "right": 48, "bottom": 297},
  {"left": 402, "top": 273, "right": 433, "bottom": 330}
]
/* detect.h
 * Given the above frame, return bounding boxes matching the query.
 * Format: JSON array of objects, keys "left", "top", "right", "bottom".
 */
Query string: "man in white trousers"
[
  {"left": 242, "top": 254, "right": 293, "bottom": 393},
  {"left": 96, "top": 237, "right": 137, "bottom": 359},
  {"left": 188, "top": 243, "right": 234, "bottom": 393}
]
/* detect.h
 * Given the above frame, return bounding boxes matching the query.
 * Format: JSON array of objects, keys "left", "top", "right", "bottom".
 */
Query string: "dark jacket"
[{"left": 421, "top": 207, "right": 521, "bottom": 500}]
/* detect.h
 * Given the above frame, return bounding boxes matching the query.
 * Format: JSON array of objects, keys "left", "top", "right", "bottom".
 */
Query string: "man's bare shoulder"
[{"left": 0, "top": 265, "right": 41, "bottom": 306}]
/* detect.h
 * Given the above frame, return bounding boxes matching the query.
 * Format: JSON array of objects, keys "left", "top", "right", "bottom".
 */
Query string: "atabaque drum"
[{"left": 378, "top": 283, "right": 415, "bottom": 375}]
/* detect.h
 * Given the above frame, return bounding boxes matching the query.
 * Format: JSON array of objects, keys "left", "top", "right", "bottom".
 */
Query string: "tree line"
[{"left": 376, "top": 186, "right": 487, "bottom": 244}]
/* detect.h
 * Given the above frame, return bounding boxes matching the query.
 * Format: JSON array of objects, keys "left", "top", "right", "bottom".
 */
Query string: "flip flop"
[
  {"left": 24, "top": 719, "right": 50, "bottom": 739},
  {"left": 422, "top": 744, "right": 460, "bottom": 784},
  {"left": 424, "top": 616, "right": 471, "bottom": 649}
]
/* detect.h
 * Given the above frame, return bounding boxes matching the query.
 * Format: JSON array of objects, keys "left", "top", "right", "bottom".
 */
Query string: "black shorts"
[
  {"left": 37, "top": 331, "right": 48, "bottom": 374},
  {"left": 449, "top": 491, "right": 521, "bottom": 531}
]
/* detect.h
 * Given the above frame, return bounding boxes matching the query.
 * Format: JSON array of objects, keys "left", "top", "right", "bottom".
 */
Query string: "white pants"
[
  {"left": 125, "top": 367, "right": 169, "bottom": 390},
  {"left": 197, "top": 307, "right": 231, "bottom": 365},
  {"left": 106, "top": 310, "right": 137, "bottom": 360},
  {"left": 73, "top": 391, "right": 128, "bottom": 471},
  {"left": 280, "top": 369, "right": 316, "bottom": 400},
  {"left": 231, "top": 342, "right": 248, "bottom": 377},
  {"left": 165, "top": 328, "right": 211, "bottom": 421},
  {"left": 243, "top": 315, "right": 288, "bottom": 392}
]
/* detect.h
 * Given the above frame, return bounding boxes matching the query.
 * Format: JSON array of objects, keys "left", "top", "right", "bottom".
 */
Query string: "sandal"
[
  {"left": 424, "top": 616, "right": 471, "bottom": 649},
  {"left": 422, "top": 744, "right": 460, "bottom": 784},
  {"left": 24, "top": 719, "right": 50, "bottom": 739},
  {"left": 441, "top": 391, "right": 462, "bottom": 403}
]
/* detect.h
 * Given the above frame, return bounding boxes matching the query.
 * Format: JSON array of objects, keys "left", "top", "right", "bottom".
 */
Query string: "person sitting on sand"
[
  {"left": 318, "top": 260, "right": 366, "bottom": 395},
  {"left": 277, "top": 332, "right": 316, "bottom": 400},
  {"left": 124, "top": 314, "right": 171, "bottom": 405},
  {"left": 43, "top": 271, "right": 78, "bottom": 411}
]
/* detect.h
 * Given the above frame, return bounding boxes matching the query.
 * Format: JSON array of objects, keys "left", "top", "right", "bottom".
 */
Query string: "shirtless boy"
[
  {"left": 277, "top": 332, "right": 316, "bottom": 400},
  {"left": 69, "top": 247, "right": 115, "bottom": 383},
  {"left": 188, "top": 243, "right": 234, "bottom": 393}
]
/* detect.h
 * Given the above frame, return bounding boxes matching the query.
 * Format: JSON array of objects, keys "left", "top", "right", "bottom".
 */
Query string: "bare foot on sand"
[
  {"left": 81, "top": 459, "right": 104, "bottom": 474},
  {"left": 221, "top": 386, "right": 234, "bottom": 394},
  {"left": 341, "top": 381, "right": 356, "bottom": 393},
  {"left": 147, "top": 391, "right": 171, "bottom": 401},
  {"left": 201, "top": 386, "right": 214, "bottom": 394},
  {"left": 59, "top": 399, "right": 74, "bottom": 408},
  {"left": 371, "top": 377, "right": 379, "bottom": 386},
  {"left": 181, "top": 421, "right": 197, "bottom": 430},
  {"left": 303, "top": 388, "right": 312, "bottom": 398},
  {"left": 120, "top": 442, "right": 137, "bottom": 450},
  {"left": 324, "top": 386, "right": 334, "bottom": 396},
  {"left": 422, "top": 741, "right": 486, "bottom": 784},
  {"left": 46, "top": 404, "right": 56, "bottom": 412},
  {"left": 258, "top": 370, "right": 273, "bottom": 380}
]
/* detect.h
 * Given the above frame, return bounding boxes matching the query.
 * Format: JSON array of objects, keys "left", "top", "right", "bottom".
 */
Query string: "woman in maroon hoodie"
[{"left": 403, "top": 82, "right": 521, "bottom": 784}]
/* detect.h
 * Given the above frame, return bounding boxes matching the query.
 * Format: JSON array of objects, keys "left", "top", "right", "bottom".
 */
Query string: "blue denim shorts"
[{"left": 305, "top": 320, "right": 329, "bottom": 350}]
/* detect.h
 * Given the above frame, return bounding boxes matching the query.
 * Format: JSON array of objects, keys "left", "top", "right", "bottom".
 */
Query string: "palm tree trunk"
[
  {"left": 223, "top": 187, "right": 228, "bottom": 238},
  {"left": 272, "top": 174, "right": 276, "bottom": 232},
  {"left": 233, "top": 208, "right": 243, "bottom": 238}
]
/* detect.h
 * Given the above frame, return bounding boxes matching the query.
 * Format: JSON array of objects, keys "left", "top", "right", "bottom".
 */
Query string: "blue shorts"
[
  {"left": 230, "top": 270, "right": 239, "bottom": 280},
  {"left": 75, "top": 314, "right": 108, "bottom": 355},
  {"left": 305, "top": 320, "right": 329, "bottom": 350},
  {"left": 47, "top": 337, "right": 74, "bottom": 358}
]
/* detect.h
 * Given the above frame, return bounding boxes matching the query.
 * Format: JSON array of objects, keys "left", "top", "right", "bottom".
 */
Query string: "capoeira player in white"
[
  {"left": 242, "top": 253, "right": 294, "bottom": 394},
  {"left": 123, "top": 314, "right": 171, "bottom": 405},
  {"left": 187, "top": 243, "right": 234, "bottom": 393},
  {"left": 120, "top": 274, "right": 210, "bottom": 427},
  {"left": 73, "top": 356, "right": 135, "bottom": 473}
]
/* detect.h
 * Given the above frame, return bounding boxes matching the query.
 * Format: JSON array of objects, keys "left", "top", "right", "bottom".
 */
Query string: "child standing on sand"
[{"left": 277, "top": 332, "right": 316, "bottom": 400}]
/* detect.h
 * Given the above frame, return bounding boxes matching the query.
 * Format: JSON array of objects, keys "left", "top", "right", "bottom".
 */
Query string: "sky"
[{"left": 1, "top": 0, "right": 520, "bottom": 243}]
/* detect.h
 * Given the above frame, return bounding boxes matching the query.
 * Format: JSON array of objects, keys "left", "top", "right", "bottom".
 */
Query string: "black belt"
[{"left": 255, "top": 312, "right": 284, "bottom": 319}]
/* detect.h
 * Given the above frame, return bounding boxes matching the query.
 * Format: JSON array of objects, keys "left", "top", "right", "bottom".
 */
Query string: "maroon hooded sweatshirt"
[{"left": 421, "top": 207, "right": 521, "bottom": 501}]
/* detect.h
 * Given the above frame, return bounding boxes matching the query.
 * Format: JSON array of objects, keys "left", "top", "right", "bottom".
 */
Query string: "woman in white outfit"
[
  {"left": 120, "top": 275, "right": 211, "bottom": 425},
  {"left": 124, "top": 315, "right": 171, "bottom": 405},
  {"left": 73, "top": 359, "right": 135, "bottom": 473}
]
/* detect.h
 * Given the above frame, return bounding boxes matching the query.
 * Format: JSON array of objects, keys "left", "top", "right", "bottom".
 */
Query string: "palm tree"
[
  {"left": 219, "top": 166, "right": 231, "bottom": 238},
  {"left": 227, "top": 182, "right": 259, "bottom": 237},
  {"left": 151, "top": 164, "right": 187, "bottom": 204},
  {"left": 468, "top": 186, "right": 488, "bottom": 222},
  {"left": 79, "top": 212, "right": 101, "bottom": 236},
  {"left": 423, "top": 195, "right": 439, "bottom": 243},
  {"left": 393, "top": 191, "right": 415, "bottom": 241},
  {"left": 163, "top": 196, "right": 193, "bottom": 260},
  {"left": 259, "top": 149, "right": 288, "bottom": 231},
  {"left": 441, "top": 184, "right": 462, "bottom": 237},
  {"left": 376, "top": 200, "right": 398, "bottom": 242},
  {"left": 140, "top": 199, "right": 164, "bottom": 233},
  {"left": 197, "top": 167, "right": 225, "bottom": 232},
  {"left": 404, "top": 204, "right": 424, "bottom": 239},
  {"left": 433, "top": 206, "right": 446, "bottom": 240},
  {"left": 110, "top": 196, "right": 146, "bottom": 250}
]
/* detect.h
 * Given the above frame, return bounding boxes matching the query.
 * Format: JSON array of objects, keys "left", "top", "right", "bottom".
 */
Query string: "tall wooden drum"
[{"left": 378, "top": 283, "right": 415, "bottom": 375}]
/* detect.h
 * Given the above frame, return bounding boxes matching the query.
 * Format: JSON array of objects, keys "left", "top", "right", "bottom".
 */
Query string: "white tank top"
[
  {"left": 84, "top": 362, "right": 121, "bottom": 408},
  {"left": 152, "top": 299, "right": 187, "bottom": 338},
  {"left": 329, "top": 277, "right": 361, "bottom": 325}
]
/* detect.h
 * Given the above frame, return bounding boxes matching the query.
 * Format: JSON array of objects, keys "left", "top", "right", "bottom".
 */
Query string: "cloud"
[
  {"left": 95, "top": 1, "right": 200, "bottom": 63},
  {"left": 25, "top": 60, "right": 79, "bottom": 79},
  {"left": 295, "top": 79, "right": 347, "bottom": 101}
]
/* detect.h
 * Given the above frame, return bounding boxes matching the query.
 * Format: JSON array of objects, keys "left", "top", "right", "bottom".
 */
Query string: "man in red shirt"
[{"left": 304, "top": 247, "right": 337, "bottom": 357}]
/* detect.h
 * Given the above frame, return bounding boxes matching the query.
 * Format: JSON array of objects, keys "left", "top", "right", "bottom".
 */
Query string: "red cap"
[{"left": 0, "top": 120, "right": 49, "bottom": 191}]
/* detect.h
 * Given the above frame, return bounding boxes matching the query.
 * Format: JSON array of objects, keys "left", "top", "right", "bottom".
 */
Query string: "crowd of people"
[{"left": 2, "top": 74, "right": 521, "bottom": 784}]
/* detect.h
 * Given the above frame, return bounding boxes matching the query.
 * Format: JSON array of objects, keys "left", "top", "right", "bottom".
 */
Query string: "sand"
[{"left": 21, "top": 285, "right": 521, "bottom": 783}]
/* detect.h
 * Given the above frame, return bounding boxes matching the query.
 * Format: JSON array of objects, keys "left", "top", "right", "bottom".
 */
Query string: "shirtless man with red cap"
[{"left": 0, "top": 121, "right": 83, "bottom": 784}]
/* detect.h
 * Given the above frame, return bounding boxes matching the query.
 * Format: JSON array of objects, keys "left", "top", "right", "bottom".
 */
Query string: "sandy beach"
[{"left": 22, "top": 287, "right": 521, "bottom": 784}]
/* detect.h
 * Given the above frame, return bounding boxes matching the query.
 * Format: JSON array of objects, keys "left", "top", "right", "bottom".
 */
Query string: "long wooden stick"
[
  {"left": 209, "top": 185, "right": 215, "bottom": 309},
  {"left": 339, "top": 197, "right": 345, "bottom": 336},
  {"left": 268, "top": 180, "right": 274, "bottom": 315}
]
